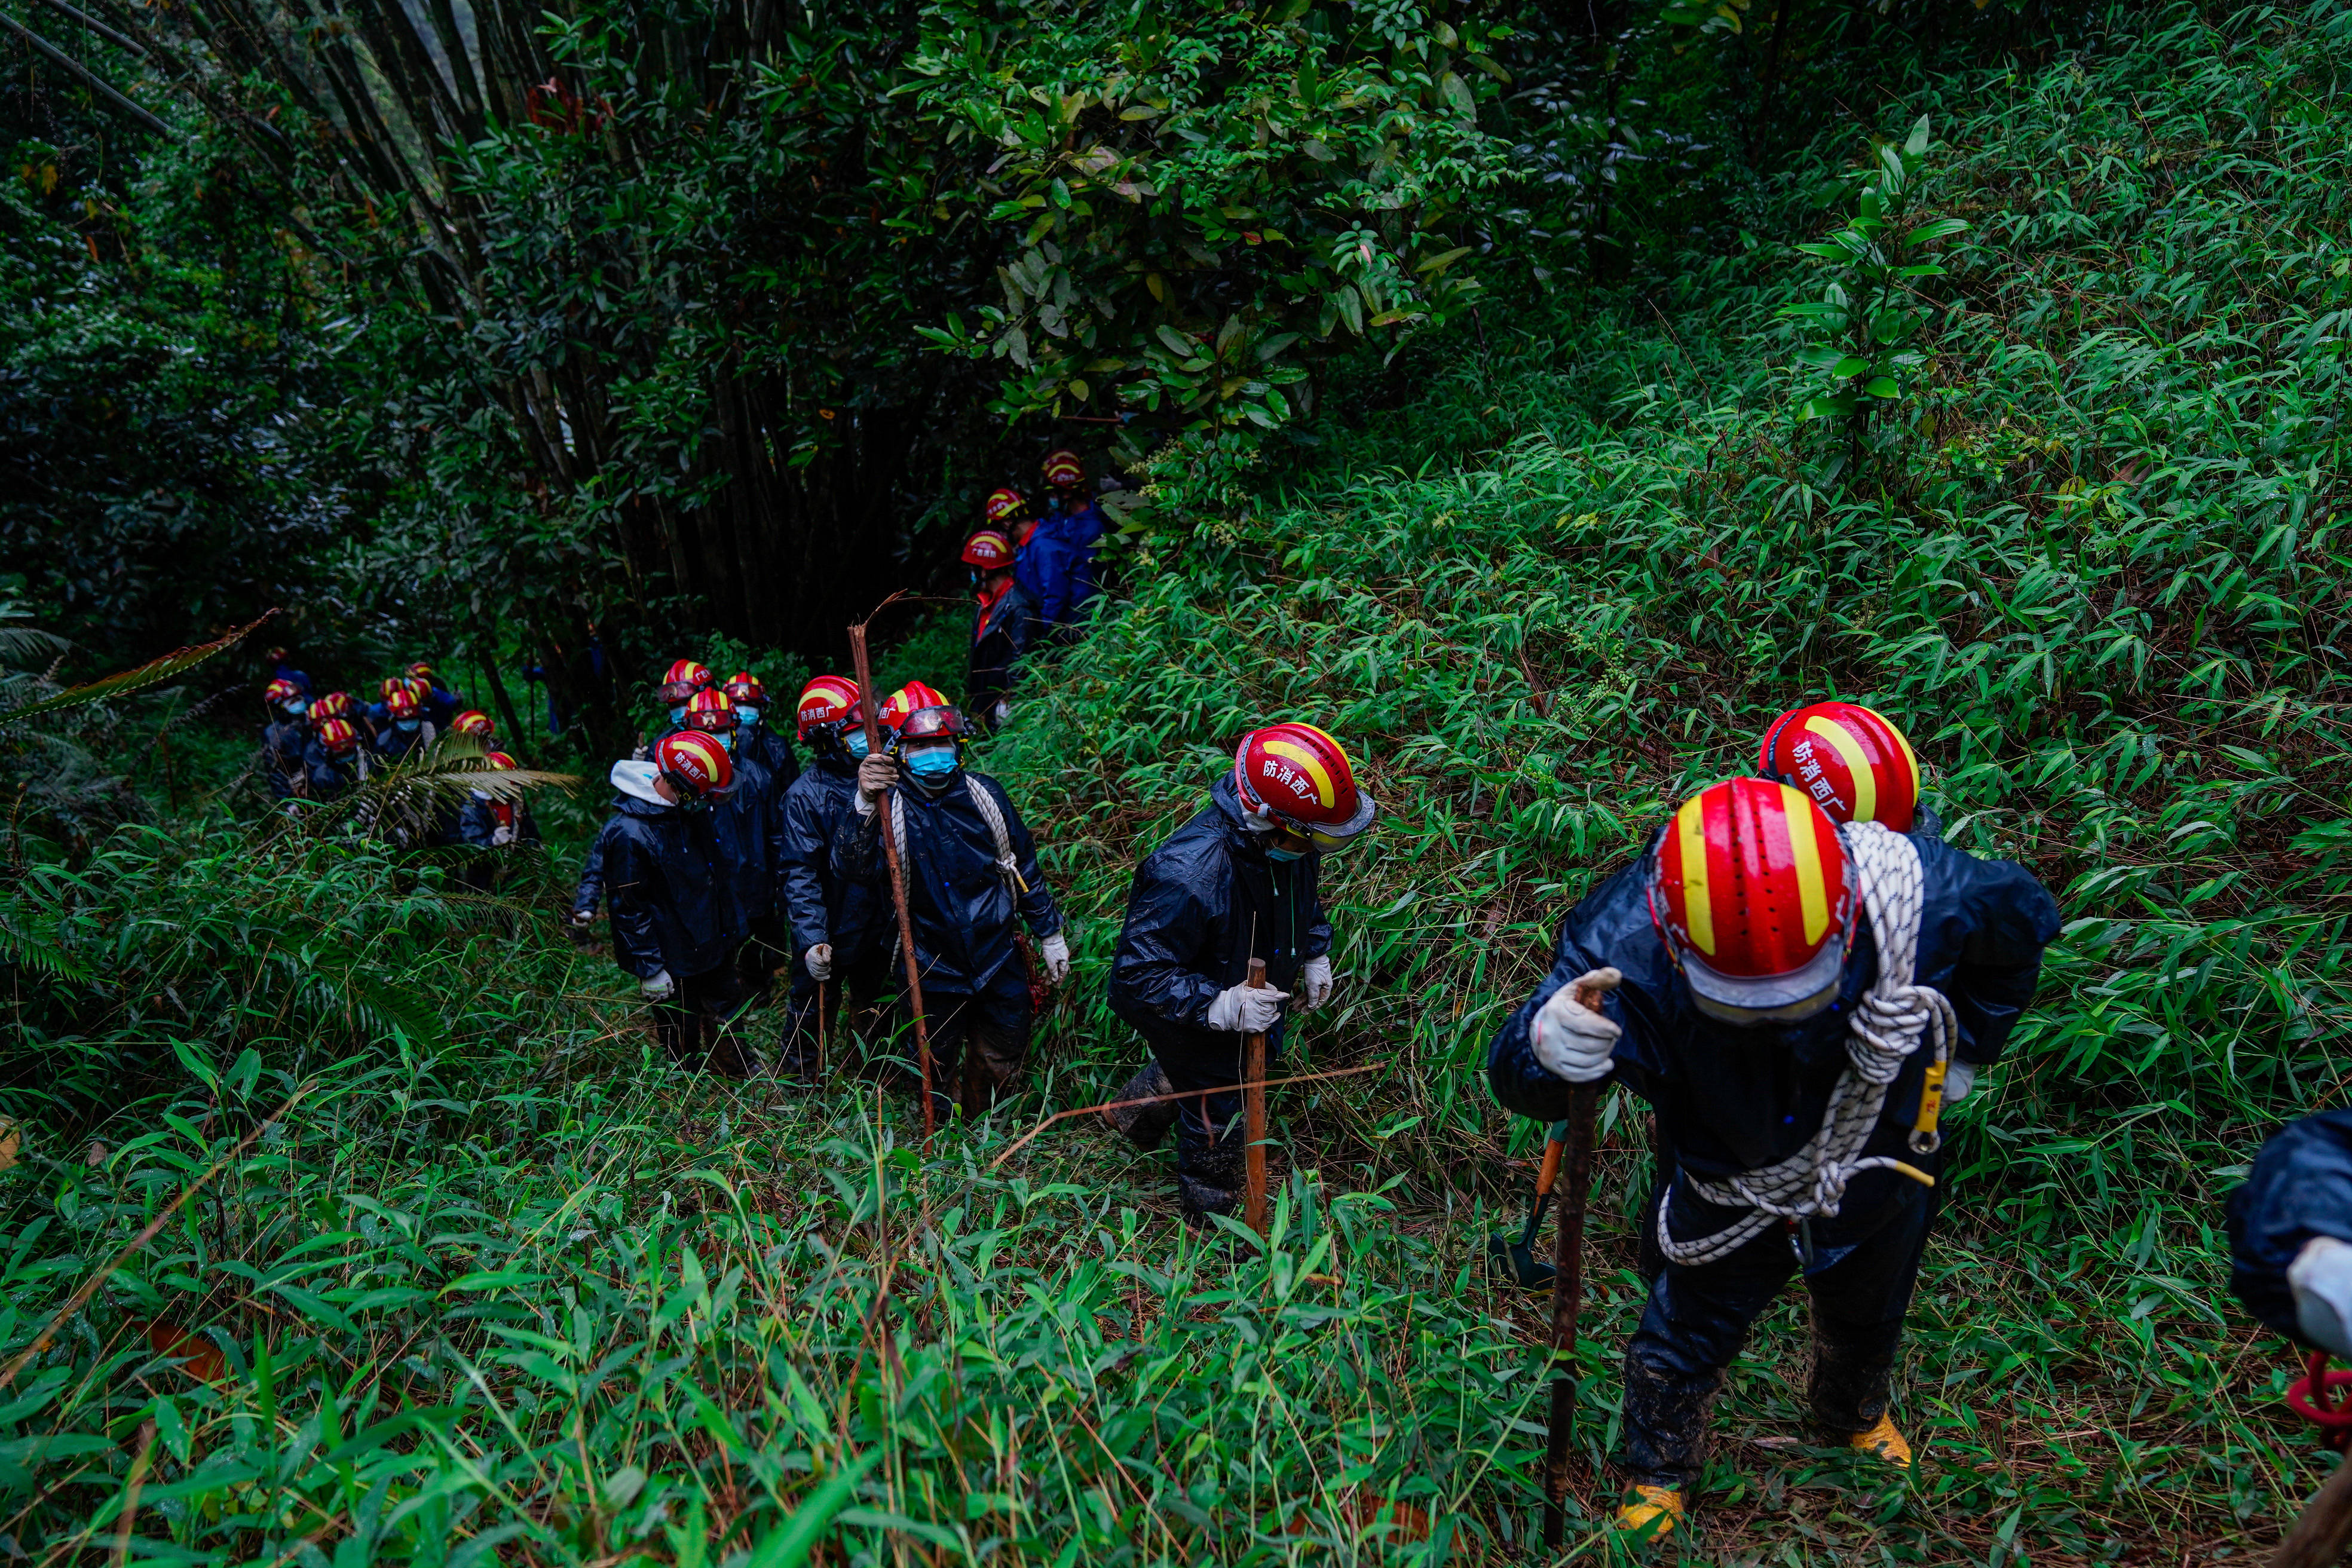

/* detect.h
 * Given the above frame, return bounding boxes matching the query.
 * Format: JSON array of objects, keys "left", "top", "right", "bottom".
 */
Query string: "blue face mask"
[
  {"left": 844, "top": 729, "right": 870, "bottom": 760},
  {"left": 1266, "top": 846, "right": 1306, "bottom": 862},
  {"left": 739, "top": 707, "right": 761, "bottom": 728},
  {"left": 906, "top": 747, "right": 958, "bottom": 780},
  {"left": 715, "top": 730, "right": 736, "bottom": 753},
  {"left": 284, "top": 702, "right": 307, "bottom": 718},
  {"left": 396, "top": 719, "right": 421, "bottom": 734},
  {"left": 669, "top": 705, "right": 687, "bottom": 726}
]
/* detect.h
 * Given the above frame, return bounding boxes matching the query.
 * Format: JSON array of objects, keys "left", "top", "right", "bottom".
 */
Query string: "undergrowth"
[{"left": 5, "top": 4, "right": 2351, "bottom": 1564}]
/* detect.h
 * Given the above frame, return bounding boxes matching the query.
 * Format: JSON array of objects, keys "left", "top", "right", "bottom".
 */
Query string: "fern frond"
[{"left": 0, "top": 612, "right": 277, "bottom": 724}]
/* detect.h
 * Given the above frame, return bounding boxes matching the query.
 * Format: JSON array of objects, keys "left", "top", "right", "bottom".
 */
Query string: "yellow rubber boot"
[
  {"left": 1614, "top": 1484, "right": 1684, "bottom": 1541},
  {"left": 1849, "top": 1413, "right": 1913, "bottom": 1468}
]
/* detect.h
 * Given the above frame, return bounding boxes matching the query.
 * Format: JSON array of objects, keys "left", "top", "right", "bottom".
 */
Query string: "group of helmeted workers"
[{"left": 253, "top": 647, "right": 536, "bottom": 858}]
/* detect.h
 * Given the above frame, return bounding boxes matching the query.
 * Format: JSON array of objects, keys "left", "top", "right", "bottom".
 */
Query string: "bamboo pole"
[
  {"left": 1244, "top": 957, "right": 1270, "bottom": 1237},
  {"left": 846, "top": 620, "right": 933, "bottom": 1143},
  {"left": 1541, "top": 981, "right": 1609, "bottom": 1549}
]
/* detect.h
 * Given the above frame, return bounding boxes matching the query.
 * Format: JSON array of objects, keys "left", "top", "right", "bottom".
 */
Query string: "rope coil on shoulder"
[
  {"left": 889, "top": 777, "right": 1030, "bottom": 898},
  {"left": 1656, "top": 822, "right": 1958, "bottom": 1269}
]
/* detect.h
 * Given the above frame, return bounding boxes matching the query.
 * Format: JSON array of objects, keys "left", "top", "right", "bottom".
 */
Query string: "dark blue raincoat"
[
  {"left": 833, "top": 768, "right": 1061, "bottom": 999},
  {"left": 1107, "top": 774, "right": 1333, "bottom": 1065},
  {"left": 2230, "top": 1110, "right": 2352, "bottom": 1344},
  {"left": 602, "top": 793, "right": 748, "bottom": 981},
  {"left": 1487, "top": 831, "right": 2060, "bottom": 1246}
]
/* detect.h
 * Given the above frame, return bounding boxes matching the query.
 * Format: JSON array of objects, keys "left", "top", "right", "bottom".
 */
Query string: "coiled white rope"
[{"left": 1656, "top": 820, "right": 1957, "bottom": 1268}]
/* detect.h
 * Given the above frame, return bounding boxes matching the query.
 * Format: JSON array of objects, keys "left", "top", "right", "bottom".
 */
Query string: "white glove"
[
  {"left": 2293, "top": 1236, "right": 2352, "bottom": 1359},
  {"left": 569, "top": 906, "right": 596, "bottom": 929},
  {"left": 1205, "top": 980, "right": 1288, "bottom": 1034},
  {"left": 489, "top": 823, "right": 516, "bottom": 847},
  {"left": 1301, "top": 954, "right": 1334, "bottom": 1009},
  {"left": 805, "top": 944, "right": 834, "bottom": 981},
  {"left": 1040, "top": 931, "right": 1070, "bottom": 984},
  {"left": 1941, "top": 1061, "right": 1977, "bottom": 1105},
  {"left": 1532, "top": 967, "right": 1623, "bottom": 1084},
  {"left": 856, "top": 755, "right": 898, "bottom": 804},
  {"left": 640, "top": 969, "right": 675, "bottom": 1002},
  {"left": 992, "top": 699, "right": 1012, "bottom": 727}
]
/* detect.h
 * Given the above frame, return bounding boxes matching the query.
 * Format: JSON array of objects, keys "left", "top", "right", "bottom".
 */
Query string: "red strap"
[{"left": 2286, "top": 1350, "right": 2352, "bottom": 1450}]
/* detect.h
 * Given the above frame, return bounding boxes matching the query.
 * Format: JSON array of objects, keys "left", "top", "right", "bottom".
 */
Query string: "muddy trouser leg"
[
  {"left": 1621, "top": 1217, "right": 1796, "bottom": 1490},
  {"left": 1160, "top": 1024, "right": 1282, "bottom": 1219},
  {"left": 921, "top": 994, "right": 977, "bottom": 1125},
  {"left": 779, "top": 959, "right": 823, "bottom": 1079},
  {"left": 1104, "top": 1061, "right": 1178, "bottom": 1149},
  {"left": 944, "top": 982, "right": 1031, "bottom": 1119},
  {"left": 651, "top": 990, "right": 700, "bottom": 1068},
  {"left": 685, "top": 963, "right": 753, "bottom": 1079},
  {"left": 737, "top": 913, "right": 792, "bottom": 1003},
  {"left": 1806, "top": 1179, "right": 1937, "bottom": 1439}
]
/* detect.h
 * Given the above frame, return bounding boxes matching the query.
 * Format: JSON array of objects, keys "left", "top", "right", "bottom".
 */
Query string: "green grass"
[{"left": 7, "top": 2, "right": 2352, "bottom": 1563}]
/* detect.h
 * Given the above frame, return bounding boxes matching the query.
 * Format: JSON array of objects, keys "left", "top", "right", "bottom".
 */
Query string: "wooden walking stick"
[
  {"left": 847, "top": 616, "right": 935, "bottom": 1143},
  {"left": 1244, "top": 957, "right": 1270, "bottom": 1237},
  {"left": 1541, "top": 979, "right": 1610, "bottom": 1551},
  {"left": 2272, "top": 1454, "right": 2352, "bottom": 1568}
]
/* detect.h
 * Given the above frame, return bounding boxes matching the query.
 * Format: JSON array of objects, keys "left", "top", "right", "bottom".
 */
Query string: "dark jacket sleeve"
[
  {"left": 1108, "top": 854, "right": 1225, "bottom": 1030},
  {"left": 832, "top": 794, "right": 887, "bottom": 889},
  {"left": 573, "top": 815, "right": 617, "bottom": 915},
  {"left": 455, "top": 800, "right": 497, "bottom": 847},
  {"left": 984, "top": 776, "right": 1061, "bottom": 938},
  {"left": 602, "top": 826, "right": 666, "bottom": 979},
  {"left": 778, "top": 785, "right": 833, "bottom": 952},
  {"left": 1486, "top": 859, "right": 1658, "bottom": 1122},
  {"left": 1937, "top": 845, "right": 2063, "bottom": 1066},
  {"left": 2230, "top": 1111, "right": 2352, "bottom": 1343},
  {"left": 1305, "top": 870, "right": 1333, "bottom": 961}
]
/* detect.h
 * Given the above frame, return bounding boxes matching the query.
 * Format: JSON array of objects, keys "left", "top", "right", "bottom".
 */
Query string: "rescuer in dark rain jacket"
[
  {"left": 302, "top": 712, "right": 366, "bottom": 803},
  {"left": 599, "top": 731, "right": 751, "bottom": 1075},
  {"left": 834, "top": 703, "right": 1068, "bottom": 1122},
  {"left": 961, "top": 529, "right": 1037, "bottom": 730},
  {"left": 1039, "top": 448, "right": 1107, "bottom": 638},
  {"left": 722, "top": 671, "right": 801, "bottom": 795},
  {"left": 675, "top": 688, "right": 787, "bottom": 1003},
  {"left": 1103, "top": 722, "right": 1373, "bottom": 1220},
  {"left": 1486, "top": 774, "right": 2060, "bottom": 1543},
  {"left": 372, "top": 687, "right": 436, "bottom": 763},
  {"left": 777, "top": 676, "right": 891, "bottom": 1076},
  {"left": 259, "top": 678, "right": 310, "bottom": 801},
  {"left": 2231, "top": 1111, "right": 2352, "bottom": 1363}
]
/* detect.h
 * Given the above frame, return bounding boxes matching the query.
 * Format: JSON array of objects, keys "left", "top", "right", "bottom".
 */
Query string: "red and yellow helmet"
[
  {"left": 483, "top": 750, "right": 518, "bottom": 771},
  {"left": 654, "top": 730, "right": 732, "bottom": 799},
  {"left": 1232, "top": 722, "right": 1377, "bottom": 850},
  {"left": 314, "top": 716, "right": 360, "bottom": 755},
  {"left": 379, "top": 676, "right": 409, "bottom": 702},
  {"left": 984, "top": 488, "right": 1029, "bottom": 526},
  {"left": 452, "top": 709, "right": 495, "bottom": 737},
  {"left": 406, "top": 662, "right": 436, "bottom": 680},
  {"left": 961, "top": 530, "right": 1015, "bottom": 571},
  {"left": 1041, "top": 448, "right": 1086, "bottom": 489},
  {"left": 265, "top": 678, "right": 302, "bottom": 707},
  {"left": 401, "top": 676, "right": 432, "bottom": 706},
  {"left": 659, "top": 659, "right": 713, "bottom": 706},
  {"left": 797, "top": 676, "right": 860, "bottom": 738},
  {"left": 880, "top": 681, "right": 950, "bottom": 732},
  {"left": 1648, "top": 777, "right": 1854, "bottom": 1022},
  {"left": 722, "top": 671, "right": 767, "bottom": 708},
  {"left": 311, "top": 691, "right": 354, "bottom": 723},
  {"left": 383, "top": 688, "right": 421, "bottom": 722},
  {"left": 1757, "top": 701, "right": 1921, "bottom": 832},
  {"left": 682, "top": 688, "right": 737, "bottom": 734}
]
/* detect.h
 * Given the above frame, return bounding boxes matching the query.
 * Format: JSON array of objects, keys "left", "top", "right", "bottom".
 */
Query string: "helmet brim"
[
  {"left": 1681, "top": 936, "right": 1846, "bottom": 1024},
  {"left": 1282, "top": 790, "right": 1377, "bottom": 852}
]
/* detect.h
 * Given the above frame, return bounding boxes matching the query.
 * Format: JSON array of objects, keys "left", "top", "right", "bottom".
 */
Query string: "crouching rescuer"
[
  {"left": 834, "top": 702, "right": 1068, "bottom": 1121},
  {"left": 1487, "top": 776, "right": 2059, "bottom": 1539},
  {"left": 1103, "top": 723, "right": 1373, "bottom": 1220}
]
